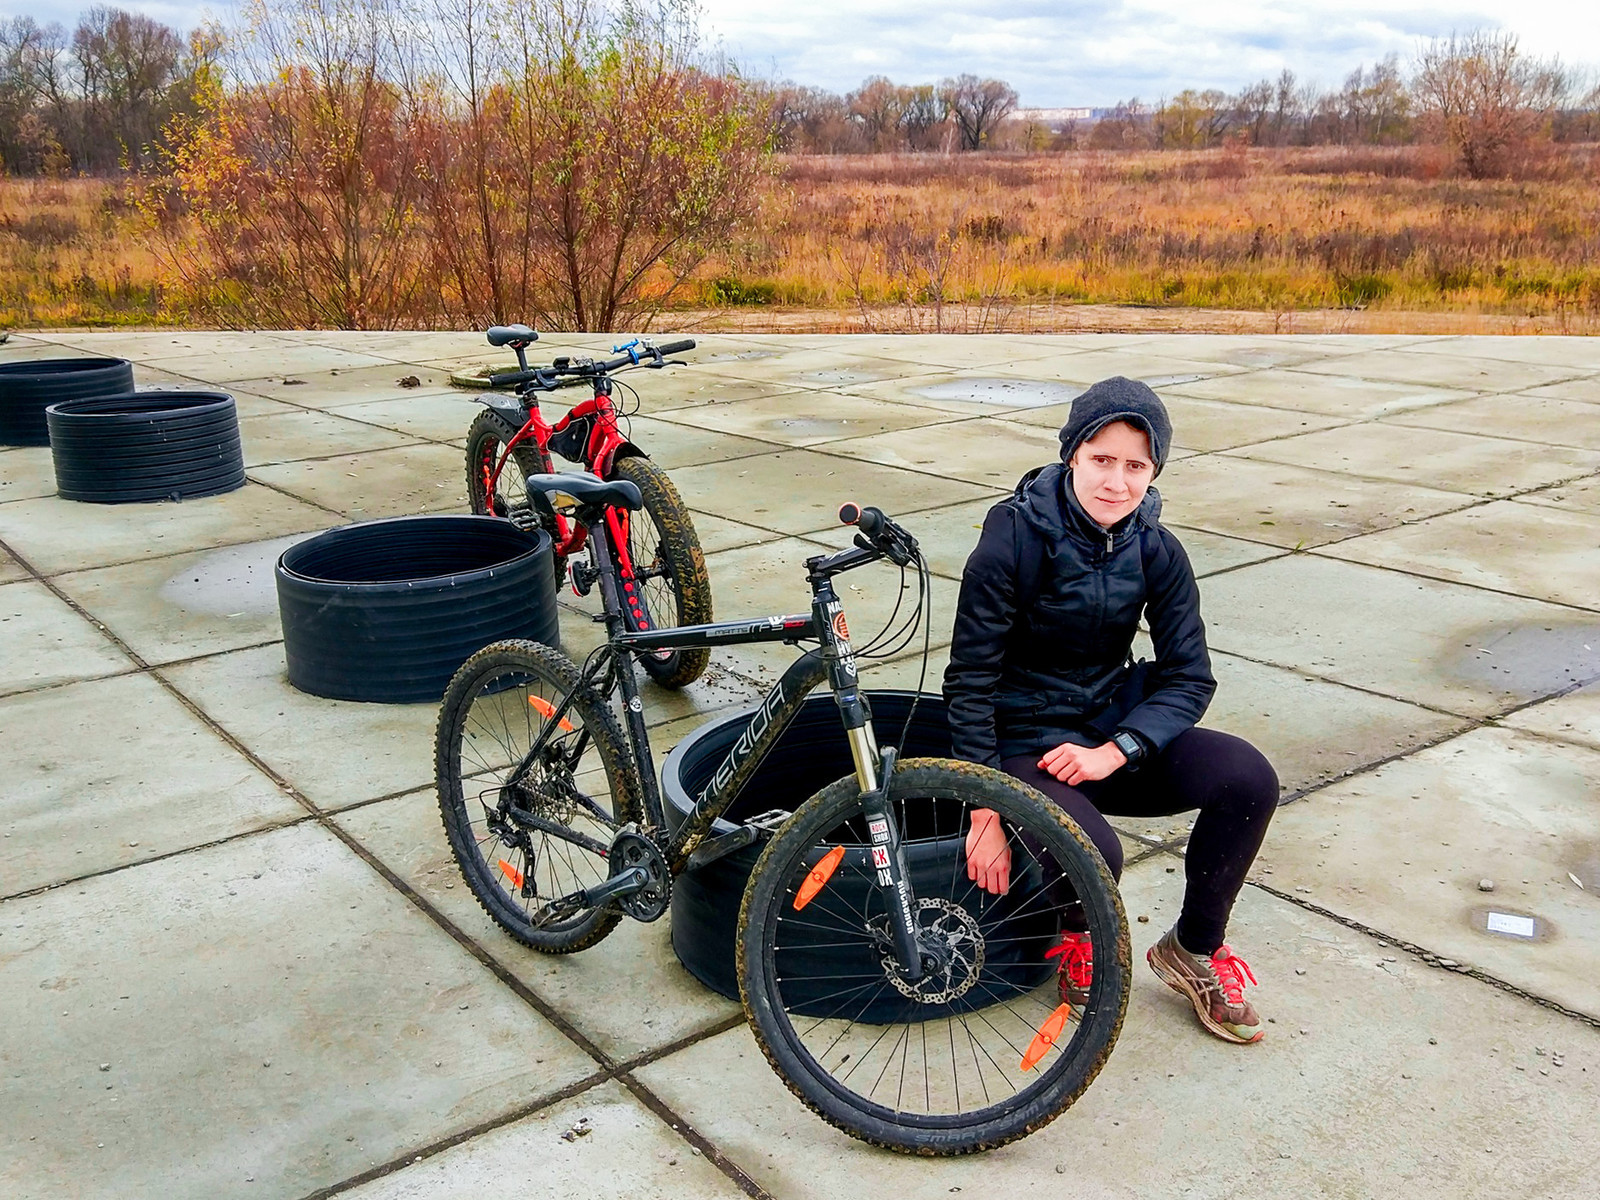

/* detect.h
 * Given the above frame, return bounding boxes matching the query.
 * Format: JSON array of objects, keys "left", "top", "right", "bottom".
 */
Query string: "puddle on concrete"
[
  {"left": 1469, "top": 905, "right": 1556, "bottom": 942},
  {"left": 1444, "top": 621, "right": 1600, "bottom": 702},
  {"left": 161, "top": 534, "right": 311, "bottom": 616},
  {"left": 911, "top": 378, "right": 1081, "bottom": 407}
]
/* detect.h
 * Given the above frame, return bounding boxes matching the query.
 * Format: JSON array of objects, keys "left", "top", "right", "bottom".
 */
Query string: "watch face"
[{"left": 1114, "top": 732, "right": 1140, "bottom": 757}]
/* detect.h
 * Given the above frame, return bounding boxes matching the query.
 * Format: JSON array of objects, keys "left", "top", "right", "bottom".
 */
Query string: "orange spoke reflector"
[
  {"left": 497, "top": 859, "right": 525, "bottom": 890},
  {"left": 1020, "top": 1003, "right": 1072, "bottom": 1072},
  {"left": 793, "top": 845, "right": 847, "bottom": 911},
  {"left": 528, "top": 695, "right": 575, "bottom": 732}
]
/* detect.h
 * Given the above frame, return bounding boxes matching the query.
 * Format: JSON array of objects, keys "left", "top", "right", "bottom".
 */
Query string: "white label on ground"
[{"left": 1486, "top": 912, "right": 1536, "bottom": 937}]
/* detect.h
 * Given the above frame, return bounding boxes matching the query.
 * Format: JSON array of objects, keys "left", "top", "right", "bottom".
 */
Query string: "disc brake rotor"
[{"left": 873, "top": 898, "right": 986, "bottom": 1005}]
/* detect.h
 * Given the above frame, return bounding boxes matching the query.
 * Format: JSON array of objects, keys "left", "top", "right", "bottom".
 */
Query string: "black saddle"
[
  {"left": 486, "top": 324, "right": 538, "bottom": 348},
  {"left": 527, "top": 472, "right": 642, "bottom": 514}
]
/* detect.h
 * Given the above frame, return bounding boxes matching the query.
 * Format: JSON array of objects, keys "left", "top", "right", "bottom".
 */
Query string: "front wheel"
[
  {"left": 738, "top": 759, "right": 1129, "bottom": 1155},
  {"left": 609, "top": 456, "right": 712, "bottom": 689}
]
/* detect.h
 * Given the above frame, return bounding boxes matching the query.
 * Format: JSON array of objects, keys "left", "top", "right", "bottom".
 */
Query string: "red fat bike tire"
[
  {"left": 609, "top": 456, "right": 712, "bottom": 690},
  {"left": 465, "top": 408, "right": 566, "bottom": 588}
]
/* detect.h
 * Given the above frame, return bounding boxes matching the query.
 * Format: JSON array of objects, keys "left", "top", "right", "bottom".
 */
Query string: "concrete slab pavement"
[{"left": 3, "top": 330, "right": 1598, "bottom": 1199}]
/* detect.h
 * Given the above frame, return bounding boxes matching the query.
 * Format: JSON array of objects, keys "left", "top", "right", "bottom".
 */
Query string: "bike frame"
[
  {"left": 480, "top": 379, "right": 652, "bottom": 615},
  {"left": 512, "top": 510, "right": 932, "bottom": 977}
]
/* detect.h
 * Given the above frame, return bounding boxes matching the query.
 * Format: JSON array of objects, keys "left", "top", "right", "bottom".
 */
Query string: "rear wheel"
[
  {"left": 435, "top": 639, "right": 642, "bottom": 953},
  {"left": 465, "top": 409, "right": 565, "bottom": 587},
  {"left": 609, "top": 456, "right": 712, "bottom": 689},
  {"left": 738, "top": 759, "right": 1129, "bottom": 1154}
]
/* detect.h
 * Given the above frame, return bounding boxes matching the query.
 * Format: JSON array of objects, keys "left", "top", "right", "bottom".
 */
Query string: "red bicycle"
[{"left": 465, "top": 325, "right": 712, "bottom": 689}]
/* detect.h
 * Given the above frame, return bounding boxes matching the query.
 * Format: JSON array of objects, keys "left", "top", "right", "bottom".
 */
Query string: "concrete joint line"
[
  {"left": 243, "top": 474, "right": 349, "bottom": 519},
  {"left": 1248, "top": 879, "right": 1600, "bottom": 1031},
  {"left": 0, "top": 812, "right": 318, "bottom": 905},
  {"left": 307, "top": 823, "right": 769, "bottom": 1200},
  {"left": 1301, "top": 549, "right": 1600, "bottom": 617},
  {"left": 295, "top": 1070, "right": 614, "bottom": 1200},
  {"left": 1206, "top": 646, "right": 1472, "bottom": 720}
]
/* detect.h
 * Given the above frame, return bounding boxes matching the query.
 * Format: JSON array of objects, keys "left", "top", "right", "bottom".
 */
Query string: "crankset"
[{"left": 608, "top": 828, "right": 671, "bottom": 922}]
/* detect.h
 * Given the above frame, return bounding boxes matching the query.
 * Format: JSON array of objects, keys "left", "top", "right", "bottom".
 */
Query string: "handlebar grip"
[
  {"left": 488, "top": 368, "right": 540, "bottom": 388},
  {"left": 839, "top": 503, "right": 886, "bottom": 538},
  {"left": 655, "top": 339, "right": 695, "bottom": 356}
]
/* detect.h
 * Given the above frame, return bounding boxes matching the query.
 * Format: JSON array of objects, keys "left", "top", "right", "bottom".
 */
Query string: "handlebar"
[
  {"left": 839, "top": 502, "right": 919, "bottom": 567},
  {"left": 487, "top": 336, "right": 697, "bottom": 390}
]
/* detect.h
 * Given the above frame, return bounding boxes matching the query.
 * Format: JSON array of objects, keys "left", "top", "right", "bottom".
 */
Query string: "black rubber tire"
[
  {"left": 609, "top": 456, "right": 712, "bottom": 689},
  {"left": 0, "top": 357, "right": 134, "bottom": 446},
  {"left": 464, "top": 408, "right": 565, "bottom": 588},
  {"left": 45, "top": 390, "right": 245, "bottom": 503},
  {"left": 663, "top": 691, "right": 955, "bottom": 1000},
  {"left": 738, "top": 759, "right": 1130, "bottom": 1155},
  {"left": 436, "top": 639, "right": 644, "bottom": 953},
  {"left": 276, "top": 515, "right": 559, "bottom": 703}
]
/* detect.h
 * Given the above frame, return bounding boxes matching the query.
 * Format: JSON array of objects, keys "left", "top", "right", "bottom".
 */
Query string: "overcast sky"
[{"left": 17, "top": 0, "right": 1600, "bottom": 105}]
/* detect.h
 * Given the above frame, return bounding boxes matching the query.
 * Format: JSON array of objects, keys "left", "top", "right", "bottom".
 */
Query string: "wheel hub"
[{"left": 872, "top": 898, "right": 986, "bottom": 1005}]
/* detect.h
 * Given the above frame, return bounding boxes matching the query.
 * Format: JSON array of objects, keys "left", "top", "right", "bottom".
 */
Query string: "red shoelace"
[
  {"left": 1208, "top": 945, "right": 1258, "bottom": 1005},
  {"left": 1045, "top": 931, "right": 1094, "bottom": 989}
]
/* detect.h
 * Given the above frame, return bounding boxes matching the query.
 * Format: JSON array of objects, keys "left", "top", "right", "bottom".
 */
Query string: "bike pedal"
[{"left": 746, "top": 809, "right": 793, "bottom": 832}]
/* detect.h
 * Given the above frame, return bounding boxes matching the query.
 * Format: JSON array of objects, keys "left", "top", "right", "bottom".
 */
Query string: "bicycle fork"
[{"left": 822, "top": 586, "right": 929, "bottom": 983}]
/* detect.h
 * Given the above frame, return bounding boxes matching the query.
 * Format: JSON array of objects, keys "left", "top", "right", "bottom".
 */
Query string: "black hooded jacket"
[{"left": 942, "top": 462, "right": 1216, "bottom": 767}]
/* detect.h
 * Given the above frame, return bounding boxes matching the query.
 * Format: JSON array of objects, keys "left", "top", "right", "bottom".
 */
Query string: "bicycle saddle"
[
  {"left": 486, "top": 324, "right": 538, "bottom": 348},
  {"left": 526, "top": 472, "right": 643, "bottom": 512}
]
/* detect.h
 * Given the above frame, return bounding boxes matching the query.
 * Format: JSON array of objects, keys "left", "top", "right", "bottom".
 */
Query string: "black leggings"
[{"left": 1001, "top": 728, "right": 1278, "bottom": 956}]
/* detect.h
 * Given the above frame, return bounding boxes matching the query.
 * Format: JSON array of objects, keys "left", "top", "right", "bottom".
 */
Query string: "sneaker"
[
  {"left": 1044, "top": 930, "right": 1093, "bottom": 1010},
  {"left": 1146, "top": 927, "right": 1264, "bottom": 1044}
]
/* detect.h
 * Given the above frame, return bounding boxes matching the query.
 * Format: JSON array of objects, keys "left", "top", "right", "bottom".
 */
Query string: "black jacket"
[{"left": 942, "top": 463, "right": 1215, "bottom": 767}]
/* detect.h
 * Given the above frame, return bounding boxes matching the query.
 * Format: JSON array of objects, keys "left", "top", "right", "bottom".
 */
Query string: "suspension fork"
[{"left": 816, "top": 577, "right": 926, "bottom": 981}]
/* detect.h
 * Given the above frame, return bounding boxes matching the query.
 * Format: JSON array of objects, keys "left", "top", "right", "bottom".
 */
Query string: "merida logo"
[{"left": 698, "top": 682, "right": 786, "bottom": 806}]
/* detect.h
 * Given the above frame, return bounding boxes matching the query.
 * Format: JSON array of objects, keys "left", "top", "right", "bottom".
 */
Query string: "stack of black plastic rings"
[{"left": 0, "top": 355, "right": 246, "bottom": 503}]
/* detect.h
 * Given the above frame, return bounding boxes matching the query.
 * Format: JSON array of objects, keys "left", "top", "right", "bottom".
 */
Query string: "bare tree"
[
  {"left": 1413, "top": 30, "right": 1567, "bottom": 177},
  {"left": 938, "top": 74, "right": 1016, "bottom": 150}
]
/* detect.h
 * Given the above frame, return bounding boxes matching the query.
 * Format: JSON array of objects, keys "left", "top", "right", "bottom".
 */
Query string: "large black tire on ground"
[
  {"left": 661, "top": 691, "right": 1000, "bottom": 1001},
  {"left": 46, "top": 391, "right": 245, "bottom": 503},
  {"left": 276, "top": 515, "right": 559, "bottom": 703},
  {"left": 610, "top": 455, "right": 712, "bottom": 689},
  {"left": 1, "top": 357, "right": 134, "bottom": 446}
]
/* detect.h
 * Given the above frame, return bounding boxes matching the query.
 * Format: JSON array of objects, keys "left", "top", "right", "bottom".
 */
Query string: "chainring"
[{"left": 609, "top": 829, "right": 672, "bottom": 922}]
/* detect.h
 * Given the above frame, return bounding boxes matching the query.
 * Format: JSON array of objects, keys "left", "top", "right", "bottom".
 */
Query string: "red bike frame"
[{"left": 479, "top": 386, "right": 654, "bottom": 628}]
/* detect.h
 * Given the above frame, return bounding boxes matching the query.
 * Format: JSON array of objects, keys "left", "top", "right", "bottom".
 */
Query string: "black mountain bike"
[{"left": 435, "top": 474, "right": 1130, "bottom": 1154}]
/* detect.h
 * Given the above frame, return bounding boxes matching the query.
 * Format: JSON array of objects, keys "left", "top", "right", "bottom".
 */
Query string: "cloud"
[
  {"left": 20, "top": 0, "right": 1597, "bottom": 105},
  {"left": 701, "top": 0, "right": 1599, "bottom": 103}
]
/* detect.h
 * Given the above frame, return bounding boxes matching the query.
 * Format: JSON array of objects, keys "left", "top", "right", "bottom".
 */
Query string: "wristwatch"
[{"left": 1111, "top": 729, "right": 1146, "bottom": 769}]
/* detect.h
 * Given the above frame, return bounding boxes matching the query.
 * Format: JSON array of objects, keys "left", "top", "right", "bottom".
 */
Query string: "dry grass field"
[{"left": 4, "top": 145, "right": 1599, "bottom": 332}]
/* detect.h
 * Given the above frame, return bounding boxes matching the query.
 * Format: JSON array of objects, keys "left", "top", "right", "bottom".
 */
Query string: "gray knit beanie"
[{"left": 1057, "top": 376, "right": 1172, "bottom": 476}]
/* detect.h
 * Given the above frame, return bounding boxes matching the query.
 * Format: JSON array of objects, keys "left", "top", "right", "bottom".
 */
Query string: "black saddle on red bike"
[{"left": 526, "top": 472, "right": 643, "bottom": 516}]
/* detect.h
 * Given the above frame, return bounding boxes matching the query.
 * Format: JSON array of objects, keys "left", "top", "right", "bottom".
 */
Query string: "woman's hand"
[
  {"left": 1039, "top": 741, "right": 1128, "bottom": 786},
  {"left": 965, "top": 807, "right": 1011, "bottom": 895}
]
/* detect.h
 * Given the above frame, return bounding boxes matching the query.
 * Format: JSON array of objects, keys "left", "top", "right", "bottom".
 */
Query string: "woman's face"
[{"left": 1069, "top": 421, "right": 1154, "bottom": 527}]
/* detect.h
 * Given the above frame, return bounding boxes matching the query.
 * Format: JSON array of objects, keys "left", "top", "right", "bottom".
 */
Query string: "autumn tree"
[
  {"left": 424, "top": 0, "right": 773, "bottom": 329},
  {"left": 156, "top": 0, "right": 431, "bottom": 327},
  {"left": 847, "top": 76, "right": 905, "bottom": 152},
  {"left": 1413, "top": 31, "right": 1567, "bottom": 177},
  {"left": 938, "top": 74, "right": 1016, "bottom": 150}
]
